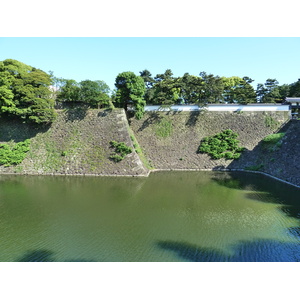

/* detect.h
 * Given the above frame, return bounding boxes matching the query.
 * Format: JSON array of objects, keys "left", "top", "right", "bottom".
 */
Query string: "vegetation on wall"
[
  {"left": 264, "top": 115, "right": 280, "bottom": 129},
  {"left": 0, "top": 139, "right": 30, "bottom": 166},
  {"left": 262, "top": 133, "right": 285, "bottom": 152},
  {"left": 109, "top": 140, "right": 132, "bottom": 162},
  {"left": 155, "top": 117, "right": 173, "bottom": 138},
  {"left": 198, "top": 129, "right": 244, "bottom": 159}
]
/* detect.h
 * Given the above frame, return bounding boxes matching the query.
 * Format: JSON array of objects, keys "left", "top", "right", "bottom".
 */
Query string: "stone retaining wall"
[
  {"left": 129, "top": 110, "right": 300, "bottom": 187},
  {"left": 0, "top": 108, "right": 148, "bottom": 176}
]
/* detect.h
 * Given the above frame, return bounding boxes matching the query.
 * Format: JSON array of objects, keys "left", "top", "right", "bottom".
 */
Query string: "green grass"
[
  {"left": 262, "top": 132, "right": 285, "bottom": 152},
  {"left": 129, "top": 130, "right": 153, "bottom": 170},
  {"left": 155, "top": 117, "right": 173, "bottom": 138},
  {"left": 264, "top": 115, "right": 279, "bottom": 130},
  {"left": 262, "top": 133, "right": 285, "bottom": 144}
]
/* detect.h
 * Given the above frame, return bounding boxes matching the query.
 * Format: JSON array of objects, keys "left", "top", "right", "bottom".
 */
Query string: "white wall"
[{"left": 144, "top": 105, "right": 290, "bottom": 112}]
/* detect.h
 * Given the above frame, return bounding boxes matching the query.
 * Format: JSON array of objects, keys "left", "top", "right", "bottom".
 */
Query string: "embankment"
[
  {"left": 129, "top": 110, "right": 300, "bottom": 187},
  {"left": 0, "top": 108, "right": 299, "bottom": 187},
  {"left": 0, "top": 108, "right": 148, "bottom": 176}
]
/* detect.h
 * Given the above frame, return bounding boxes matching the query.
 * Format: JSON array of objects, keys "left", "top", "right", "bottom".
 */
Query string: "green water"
[{"left": 0, "top": 171, "right": 300, "bottom": 262}]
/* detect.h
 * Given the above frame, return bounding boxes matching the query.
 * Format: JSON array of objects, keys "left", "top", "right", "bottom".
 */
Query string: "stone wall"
[
  {"left": 0, "top": 108, "right": 148, "bottom": 176},
  {"left": 129, "top": 110, "right": 290, "bottom": 172}
]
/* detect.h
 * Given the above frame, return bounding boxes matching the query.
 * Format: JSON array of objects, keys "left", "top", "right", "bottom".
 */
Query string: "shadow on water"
[
  {"left": 16, "top": 250, "right": 96, "bottom": 262},
  {"left": 17, "top": 250, "right": 55, "bottom": 262},
  {"left": 211, "top": 171, "right": 300, "bottom": 214},
  {"left": 157, "top": 241, "right": 228, "bottom": 262},
  {"left": 157, "top": 239, "right": 300, "bottom": 262}
]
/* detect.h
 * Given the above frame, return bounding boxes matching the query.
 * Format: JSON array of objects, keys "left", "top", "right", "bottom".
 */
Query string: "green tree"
[
  {"left": 199, "top": 71, "right": 224, "bottom": 103},
  {"left": 0, "top": 59, "right": 56, "bottom": 124},
  {"left": 140, "top": 69, "right": 156, "bottom": 104},
  {"left": 114, "top": 71, "right": 146, "bottom": 119},
  {"left": 258, "top": 79, "right": 281, "bottom": 103},
  {"left": 79, "top": 80, "right": 110, "bottom": 108},
  {"left": 178, "top": 73, "right": 205, "bottom": 104},
  {"left": 222, "top": 76, "right": 256, "bottom": 104},
  {"left": 151, "top": 77, "right": 181, "bottom": 106},
  {"left": 288, "top": 79, "right": 300, "bottom": 97},
  {"left": 56, "top": 79, "right": 80, "bottom": 102},
  {"left": 256, "top": 83, "right": 267, "bottom": 103}
]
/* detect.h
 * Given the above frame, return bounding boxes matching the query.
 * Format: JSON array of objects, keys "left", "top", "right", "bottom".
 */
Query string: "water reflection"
[
  {"left": 157, "top": 239, "right": 300, "bottom": 262},
  {"left": 18, "top": 250, "right": 55, "bottom": 262},
  {"left": 0, "top": 172, "right": 299, "bottom": 262},
  {"left": 17, "top": 249, "right": 96, "bottom": 262}
]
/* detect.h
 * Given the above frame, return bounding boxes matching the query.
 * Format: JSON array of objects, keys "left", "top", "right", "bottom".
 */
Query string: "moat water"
[{"left": 0, "top": 171, "right": 300, "bottom": 262}]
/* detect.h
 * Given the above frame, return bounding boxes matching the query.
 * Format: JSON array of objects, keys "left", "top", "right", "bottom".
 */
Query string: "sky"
[{"left": 1, "top": 37, "right": 299, "bottom": 92}]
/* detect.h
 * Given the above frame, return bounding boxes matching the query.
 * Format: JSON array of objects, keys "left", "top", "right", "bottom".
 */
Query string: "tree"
[
  {"left": 278, "top": 84, "right": 290, "bottom": 100},
  {"left": 56, "top": 79, "right": 80, "bottom": 102},
  {"left": 56, "top": 79, "right": 111, "bottom": 108},
  {"left": 199, "top": 71, "right": 224, "bottom": 103},
  {"left": 151, "top": 77, "right": 181, "bottom": 106},
  {"left": 0, "top": 59, "right": 56, "bottom": 124},
  {"left": 114, "top": 72, "right": 146, "bottom": 119},
  {"left": 289, "top": 79, "right": 300, "bottom": 97},
  {"left": 222, "top": 76, "right": 256, "bottom": 104},
  {"left": 79, "top": 80, "right": 110, "bottom": 108},
  {"left": 256, "top": 83, "right": 267, "bottom": 103},
  {"left": 139, "top": 69, "right": 156, "bottom": 104},
  {"left": 257, "top": 79, "right": 281, "bottom": 103},
  {"left": 139, "top": 69, "right": 155, "bottom": 89},
  {"left": 154, "top": 69, "right": 174, "bottom": 82},
  {"left": 178, "top": 73, "right": 205, "bottom": 104}
]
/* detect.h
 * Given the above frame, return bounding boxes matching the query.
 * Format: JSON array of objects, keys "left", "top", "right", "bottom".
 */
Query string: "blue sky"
[{"left": 1, "top": 37, "right": 299, "bottom": 92}]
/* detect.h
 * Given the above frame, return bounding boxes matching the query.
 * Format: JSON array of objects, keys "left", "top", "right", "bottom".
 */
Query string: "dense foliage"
[
  {"left": 54, "top": 78, "right": 111, "bottom": 108},
  {"left": 199, "top": 129, "right": 244, "bottom": 159},
  {"left": 2, "top": 58, "right": 299, "bottom": 125},
  {"left": 0, "top": 59, "right": 56, "bottom": 124},
  {"left": 114, "top": 72, "right": 146, "bottom": 119},
  {"left": 109, "top": 140, "right": 132, "bottom": 162},
  {"left": 139, "top": 68, "right": 300, "bottom": 107},
  {"left": 0, "top": 139, "right": 30, "bottom": 166}
]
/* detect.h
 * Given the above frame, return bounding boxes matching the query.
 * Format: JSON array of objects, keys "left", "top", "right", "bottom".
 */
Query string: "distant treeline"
[{"left": 1, "top": 59, "right": 299, "bottom": 123}]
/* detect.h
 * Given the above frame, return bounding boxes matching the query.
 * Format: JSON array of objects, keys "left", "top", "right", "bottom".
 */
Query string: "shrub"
[
  {"left": 109, "top": 141, "right": 132, "bottom": 162},
  {"left": 198, "top": 129, "right": 244, "bottom": 160},
  {"left": 0, "top": 139, "right": 31, "bottom": 166}
]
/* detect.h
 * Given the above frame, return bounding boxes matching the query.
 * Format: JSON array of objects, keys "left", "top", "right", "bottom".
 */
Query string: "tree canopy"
[
  {"left": 0, "top": 59, "right": 56, "bottom": 124},
  {"left": 114, "top": 71, "right": 146, "bottom": 119}
]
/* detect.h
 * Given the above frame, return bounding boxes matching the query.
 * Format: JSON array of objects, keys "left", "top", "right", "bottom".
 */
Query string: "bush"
[
  {"left": 198, "top": 129, "right": 244, "bottom": 160},
  {"left": 0, "top": 139, "right": 31, "bottom": 166},
  {"left": 109, "top": 141, "right": 132, "bottom": 162}
]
